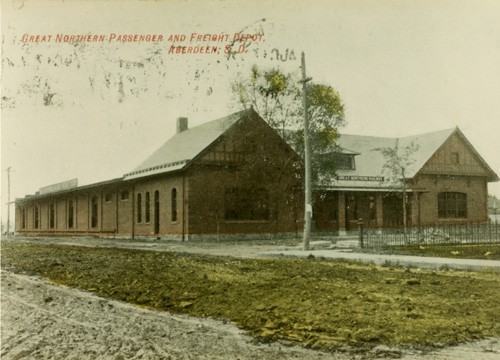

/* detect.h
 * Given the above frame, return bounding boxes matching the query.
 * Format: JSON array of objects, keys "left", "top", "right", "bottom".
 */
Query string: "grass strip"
[{"left": 372, "top": 243, "right": 500, "bottom": 260}]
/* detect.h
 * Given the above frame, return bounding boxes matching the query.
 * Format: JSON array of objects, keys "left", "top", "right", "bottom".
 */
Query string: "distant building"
[
  {"left": 489, "top": 195, "right": 500, "bottom": 215},
  {"left": 15, "top": 109, "right": 499, "bottom": 239}
]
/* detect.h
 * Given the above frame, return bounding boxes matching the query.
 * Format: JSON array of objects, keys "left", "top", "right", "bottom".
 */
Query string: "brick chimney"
[{"left": 177, "top": 117, "right": 188, "bottom": 133}]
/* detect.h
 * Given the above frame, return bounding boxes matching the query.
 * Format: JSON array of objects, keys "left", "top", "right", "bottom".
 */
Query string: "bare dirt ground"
[
  {"left": 1, "top": 270, "right": 349, "bottom": 360},
  {"left": 2, "top": 236, "right": 500, "bottom": 359}
]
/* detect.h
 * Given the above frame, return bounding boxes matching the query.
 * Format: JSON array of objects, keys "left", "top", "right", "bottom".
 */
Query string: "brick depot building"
[
  {"left": 15, "top": 109, "right": 499, "bottom": 239},
  {"left": 15, "top": 109, "right": 303, "bottom": 240},
  {"left": 314, "top": 127, "right": 499, "bottom": 234}
]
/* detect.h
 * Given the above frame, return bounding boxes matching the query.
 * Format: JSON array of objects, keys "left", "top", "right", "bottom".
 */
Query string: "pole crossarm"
[{"left": 298, "top": 77, "right": 313, "bottom": 84}]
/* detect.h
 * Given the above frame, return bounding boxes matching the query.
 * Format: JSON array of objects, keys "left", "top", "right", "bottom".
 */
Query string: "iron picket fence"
[{"left": 363, "top": 220, "right": 500, "bottom": 249}]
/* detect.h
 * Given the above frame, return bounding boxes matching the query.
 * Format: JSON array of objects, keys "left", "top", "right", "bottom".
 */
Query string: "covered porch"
[{"left": 313, "top": 188, "right": 420, "bottom": 236}]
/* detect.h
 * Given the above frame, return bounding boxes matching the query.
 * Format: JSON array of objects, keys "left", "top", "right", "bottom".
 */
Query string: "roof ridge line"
[
  {"left": 124, "top": 159, "right": 190, "bottom": 177},
  {"left": 398, "top": 127, "right": 456, "bottom": 140},
  {"left": 340, "top": 127, "right": 456, "bottom": 140}
]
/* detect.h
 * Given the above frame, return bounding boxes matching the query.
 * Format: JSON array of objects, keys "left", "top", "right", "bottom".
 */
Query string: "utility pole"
[
  {"left": 300, "top": 52, "right": 312, "bottom": 250},
  {"left": 6, "top": 167, "right": 11, "bottom": 236}
]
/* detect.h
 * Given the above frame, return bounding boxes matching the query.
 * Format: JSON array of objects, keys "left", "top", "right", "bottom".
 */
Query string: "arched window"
[
  {"left": 91, "top": 196, "right": 98, "bottom": 228},
  {"left": 171, "top": 188, "right": 177, "bottom": 222},
  {"left": 67, "top": 199, "right": 74, "bottom": 229},
  {"left": 154, "top": 191, "right": 160, "bottom": 234},
  {"left": 34, "top": 205, "right": 39, "bottom": 229},
  {"left": 21, "top": 207, "right": 26, "bottom": 229},
  {"left": 49, "top": 203, "right": 56, "bottom": 229},
  {"left": 145, "top": 192, "right": 150, "bottom": 223},
  {"left": 137, "top": 193, "right": 142, "bottom": 223}
]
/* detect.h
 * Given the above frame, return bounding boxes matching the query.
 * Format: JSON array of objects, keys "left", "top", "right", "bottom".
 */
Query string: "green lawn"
[{"left": 376, "top": 243, "right": 500, "bottom": 260}]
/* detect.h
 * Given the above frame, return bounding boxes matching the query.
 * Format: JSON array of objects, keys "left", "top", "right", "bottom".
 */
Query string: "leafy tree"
[
  {"left": 373, "top": 140, "right": 420, "bottom": 238},
  {"left": 231, "top": 65, "right": 346, "bottom": 183}
]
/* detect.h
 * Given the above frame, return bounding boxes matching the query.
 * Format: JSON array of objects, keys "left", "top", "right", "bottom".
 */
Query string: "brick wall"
[
  {"left": 412, "top": 174, "right": 488, "bottom": 225},
  {"left": 186, "top": 114, "right": 303, "bottom": 237}
]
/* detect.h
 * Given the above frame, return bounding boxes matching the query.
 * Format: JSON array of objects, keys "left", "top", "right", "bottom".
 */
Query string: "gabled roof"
[
  {"left": 396, "top": 128, "right": 457, "bottom": 178},
  {"left": 402, "top": 127, "right": 498, "bottom": 181},
  {"left": 124, "top": 109, "right": 249, "bottom": 180},
  {"left": 17, "top": 108, "right": 498, "bottom": 203},
  {"left": 447, "top": 127, "right": 499, "bottom": 182},
  {"left": 321, "top": 127, "right": 498, "bottom": 190}
]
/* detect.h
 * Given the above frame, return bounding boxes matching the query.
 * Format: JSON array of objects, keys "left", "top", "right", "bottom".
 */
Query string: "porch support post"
[
  {"left": 411, "top": 192, "right": 420, "bottom": 227},
  {"left": 376, "top": 193, "right": 384, "bottom": 233},
  {"left": 338, "top": 192, "right": 347, "bottom": 236}
]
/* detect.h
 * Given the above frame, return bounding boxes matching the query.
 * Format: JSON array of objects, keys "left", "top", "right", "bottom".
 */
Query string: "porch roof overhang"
[
  {"left": 15, "top": 177, "right": 124, "bottom": 204},
  {"left": 315, "top": 186, "right": 426, "bottom": 193}
]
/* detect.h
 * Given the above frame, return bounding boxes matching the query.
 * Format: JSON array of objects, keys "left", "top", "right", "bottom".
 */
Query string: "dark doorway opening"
[{"left": 345, "top": 193, "right": 358, "bottom": 231}]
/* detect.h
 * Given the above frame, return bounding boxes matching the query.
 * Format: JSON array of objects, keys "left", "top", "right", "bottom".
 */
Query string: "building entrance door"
[
  {"left": 345, "top": 193, "right": 358, "bottom": 231},
  {"left": 154, "top": 190, "right": 160, "bottom": 235}
]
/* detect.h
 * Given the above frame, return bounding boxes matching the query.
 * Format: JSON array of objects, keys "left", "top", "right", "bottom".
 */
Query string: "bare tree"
[{"left": 373, "top": 140, "right": 419, "bottom": 239}]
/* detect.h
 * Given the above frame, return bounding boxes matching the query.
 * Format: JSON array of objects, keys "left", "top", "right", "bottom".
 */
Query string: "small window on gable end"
[{"left": 452, "top": 152, "right": 460, "bottom": 165}]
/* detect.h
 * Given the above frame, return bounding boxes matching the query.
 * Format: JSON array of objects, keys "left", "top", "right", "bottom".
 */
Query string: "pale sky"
[{"left": 2, "top": 0, "right": 500, "bottom": 227}]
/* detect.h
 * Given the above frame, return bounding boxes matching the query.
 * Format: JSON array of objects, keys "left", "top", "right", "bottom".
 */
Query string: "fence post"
[
  {"left": 489, "top": 218, "right": 492, "bottom": 243},
  {"left": 358, "top": 218, "right": 364, "bottom": 249},
  {"left": 466, "top": 222, "right": 468, "bottom": 244}
]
